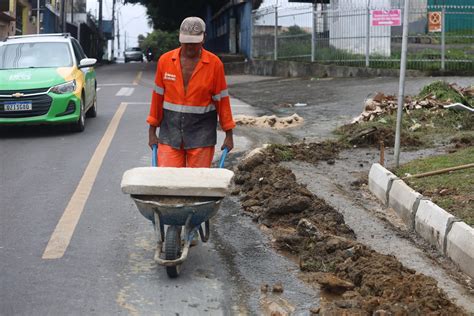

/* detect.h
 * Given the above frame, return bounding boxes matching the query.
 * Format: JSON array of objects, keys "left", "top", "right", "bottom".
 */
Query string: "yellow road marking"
[
  {"left": 133, "top": 71, "right": 142, "bottom": 85},
  {"left": 42, "top": 103, "right": 128, "bottom": 259}
]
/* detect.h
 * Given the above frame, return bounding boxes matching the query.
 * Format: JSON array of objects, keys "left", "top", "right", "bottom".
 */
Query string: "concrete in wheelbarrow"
[{"left": 121, "top": 167, "right": 235, "bottom": 197}]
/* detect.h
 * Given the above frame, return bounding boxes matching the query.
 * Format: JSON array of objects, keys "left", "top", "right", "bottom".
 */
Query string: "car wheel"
[
  {"left": 71, "top": 96, "right": 85, "bottom": 132},
  {"left": 124, "top": 58, "right": 128, "bottom": 63},
  {"left": 86, "top": 92, "right": 97, "bottom": 118}
]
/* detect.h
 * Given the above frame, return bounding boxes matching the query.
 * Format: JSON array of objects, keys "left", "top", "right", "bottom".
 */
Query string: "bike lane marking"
[{"left": 42, "top": 102, "right": 128, "bottom": 259}]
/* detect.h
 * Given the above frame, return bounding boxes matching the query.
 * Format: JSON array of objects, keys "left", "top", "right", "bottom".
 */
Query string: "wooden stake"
[
  {"left": 379, "top": 141, "right": 385, "bottom": 166},
  {"left": 403, "top": 163, "right": 474, "bottom": 180}
]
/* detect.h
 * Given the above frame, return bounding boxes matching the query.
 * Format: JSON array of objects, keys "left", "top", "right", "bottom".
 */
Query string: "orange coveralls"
[{"left": 147, "top": 47, "right": 235, "bottom": 167}]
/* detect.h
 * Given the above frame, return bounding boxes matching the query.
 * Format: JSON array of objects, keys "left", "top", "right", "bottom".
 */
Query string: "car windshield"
[
  {"left": 0, "top": 42, "right": 73, "bottom": 70},
  {"left": 127, "top": 48, "right": 141, "bottom": 52}
]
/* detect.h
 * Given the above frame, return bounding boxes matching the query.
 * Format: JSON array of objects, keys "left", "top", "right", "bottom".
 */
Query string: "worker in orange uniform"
[{"left": 147, "top": 16, "right": 235, "bottom": 168}]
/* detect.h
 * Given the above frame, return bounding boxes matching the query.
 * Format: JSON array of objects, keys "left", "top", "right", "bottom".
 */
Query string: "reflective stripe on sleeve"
[
  {"left": 163, "top": 101, "right": 216, "bottom": 114},
  {"left": 154, "top": 85, "right": 164, "bottom": 95},
  {"left": 212, "top": 89, "right": 229, "bottom": 101}
]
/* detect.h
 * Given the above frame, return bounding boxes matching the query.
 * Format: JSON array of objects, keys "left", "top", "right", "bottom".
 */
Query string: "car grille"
[
  {"left": 0, "top": 87, "right": 50, "bottom": 96},
  {"left": 0, "top": 94, "right": 53, "bottom": 118}
]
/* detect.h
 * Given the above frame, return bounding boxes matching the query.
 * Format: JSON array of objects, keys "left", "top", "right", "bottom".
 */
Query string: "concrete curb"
[
  {"left": 368, "top": 163, "right": 474, "bottom": 279},
  {"left": 446, "top": 222, "right": 474, "bottom": 279},
  {"left": 368, "top": 163, "right": 398, "bottom": 205}
]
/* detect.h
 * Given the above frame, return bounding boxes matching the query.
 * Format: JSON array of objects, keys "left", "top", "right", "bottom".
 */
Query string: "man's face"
[{"left": 181, "top": 42, "right": 203, "bottom": 58}]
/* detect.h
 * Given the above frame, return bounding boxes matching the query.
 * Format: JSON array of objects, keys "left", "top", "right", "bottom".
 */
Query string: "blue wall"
[{"left": 205, "top": 1, "right": 252, "bottom": 59}]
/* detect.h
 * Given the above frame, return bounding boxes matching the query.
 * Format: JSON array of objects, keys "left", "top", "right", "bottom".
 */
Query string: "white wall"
[{"left": 329, "top": 0, "right": 392, "bottom": 57}]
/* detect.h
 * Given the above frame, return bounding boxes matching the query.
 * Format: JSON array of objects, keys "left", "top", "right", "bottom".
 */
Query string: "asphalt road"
[{"left": 0, "top": 62, "right": 317, "bottom": 315}]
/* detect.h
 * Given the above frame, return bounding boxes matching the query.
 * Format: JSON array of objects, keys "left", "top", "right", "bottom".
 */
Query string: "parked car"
[
  {"left": 0, "top": 33, "right": 97, "bottom": 132},
  {"left": 124, "top": 47, "right": 144, "bottom": 63}
]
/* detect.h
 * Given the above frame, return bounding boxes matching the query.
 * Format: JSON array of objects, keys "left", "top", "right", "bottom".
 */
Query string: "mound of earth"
[{"left": 233, "top": 143, "right": 465, "bottom": 315}]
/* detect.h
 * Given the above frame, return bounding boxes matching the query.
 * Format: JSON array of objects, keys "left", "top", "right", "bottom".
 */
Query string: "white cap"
[{"left": 179, "top": 17, "right": 206, "bottom": 43}]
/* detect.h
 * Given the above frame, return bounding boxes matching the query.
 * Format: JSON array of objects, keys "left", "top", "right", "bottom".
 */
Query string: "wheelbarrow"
[{"left": 121, "top": 145, "right": 234, "bottom": 278}]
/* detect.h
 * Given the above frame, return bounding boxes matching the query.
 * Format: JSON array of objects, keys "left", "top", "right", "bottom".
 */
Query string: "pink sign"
[{"left": 371, "top": 10, "right": 402, "bottom": 26}]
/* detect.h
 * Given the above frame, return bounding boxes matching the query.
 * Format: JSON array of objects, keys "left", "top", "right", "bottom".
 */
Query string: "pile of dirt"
[
  {"left": 233, "top": 143, "right": 465, "bottom": 315},
  {"left": 351, "top": 82, "right": 474, "bottom": 124},
  {"left": 234, "top": 113, "right": 303, "bottom": 129},
  {"left": 339, "top": 126, "right": 423, "bottom": 147}
]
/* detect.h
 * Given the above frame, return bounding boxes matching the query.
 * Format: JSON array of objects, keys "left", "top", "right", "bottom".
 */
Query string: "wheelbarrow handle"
[
  {"left": 152, "top": 144, "right": 158, "bottom": 167},
  {"left": 218, "top": 147, "right": 229, "bottom": 169}
]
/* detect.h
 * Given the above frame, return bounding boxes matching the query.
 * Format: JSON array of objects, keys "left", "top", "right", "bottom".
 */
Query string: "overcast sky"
[{"left": 86, "top": 0, "right": 152, "bottom": 49}]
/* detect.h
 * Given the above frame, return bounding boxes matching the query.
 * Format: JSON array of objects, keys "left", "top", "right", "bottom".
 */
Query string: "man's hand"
[
  {"left": 148, "top": 125, "right": 159, "bottom": 149},
  {"left": 221, "top": 129, "right": 234, "bottom": 152}
]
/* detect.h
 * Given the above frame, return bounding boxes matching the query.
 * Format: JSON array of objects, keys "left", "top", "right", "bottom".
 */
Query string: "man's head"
[{"left": 179, "top": 17, "right": 206, "bottom": 58}]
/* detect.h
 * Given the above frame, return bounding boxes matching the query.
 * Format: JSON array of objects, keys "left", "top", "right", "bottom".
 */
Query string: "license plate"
[{"left": 4, "top": 101, "right": 32, "bottom": 111}]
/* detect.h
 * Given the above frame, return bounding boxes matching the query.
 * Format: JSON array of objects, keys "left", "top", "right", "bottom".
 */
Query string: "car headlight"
[{"left": 50, "top": 80, "right": 76, "bottom": 94}]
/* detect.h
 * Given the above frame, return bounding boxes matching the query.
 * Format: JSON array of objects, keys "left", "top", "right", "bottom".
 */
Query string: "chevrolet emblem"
[{"left": 12, "top": 92, "right": 24, "bottom": 98}]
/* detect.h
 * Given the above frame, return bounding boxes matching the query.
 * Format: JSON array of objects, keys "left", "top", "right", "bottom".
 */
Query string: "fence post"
[
  {"left": 441, "top": 6, "right": 446, "bottom": 72},
  {"left": 311, "top": 3, "right": 316, "bottom": 62},
  {"left": 365, "top": 1, "right": 371, "bottom": 67},
  {"left": 274, "top": 6, "right": 278, "bottom": 61}
]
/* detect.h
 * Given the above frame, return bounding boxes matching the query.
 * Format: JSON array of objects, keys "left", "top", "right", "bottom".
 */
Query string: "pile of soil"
[
  {"left": 339, "top": 126, "right": 423, "bottom": 147},
  {"left": 233, "top": 143, "right": 465, "bottom": 315}
]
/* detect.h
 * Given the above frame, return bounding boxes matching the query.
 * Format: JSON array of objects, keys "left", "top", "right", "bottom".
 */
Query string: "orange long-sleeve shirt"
[{"left": 147, "top": 48, "right": 235, "bottom": 149}]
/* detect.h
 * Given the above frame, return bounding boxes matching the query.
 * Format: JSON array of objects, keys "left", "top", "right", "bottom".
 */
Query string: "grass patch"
[{"left": 393, "top": 146, "right": 474, "bottom": 226}]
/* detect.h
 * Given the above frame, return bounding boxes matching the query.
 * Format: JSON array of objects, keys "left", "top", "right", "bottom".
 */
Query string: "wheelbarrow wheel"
[{"left": 165, "top": 225, "right": 182, "bottom": 278}]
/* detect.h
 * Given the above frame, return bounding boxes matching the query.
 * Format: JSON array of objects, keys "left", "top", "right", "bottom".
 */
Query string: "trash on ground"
[{"left": 351, "top": 83, "right": 474, "bottom": 124}]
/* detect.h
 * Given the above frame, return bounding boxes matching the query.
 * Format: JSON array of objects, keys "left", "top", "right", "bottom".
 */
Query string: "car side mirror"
[{"left": 79, "top": 58, "right": 97, "bottom": 68}]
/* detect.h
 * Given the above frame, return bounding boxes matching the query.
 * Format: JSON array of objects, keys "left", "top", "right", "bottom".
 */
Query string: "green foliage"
[
  {"left": 419, "top": 81, "right": 469, "bottom": 105},
  {"left": 139, "top": 30, "right": 180, "bottom": 60},
  {"left": 125, "top": 0, "right": 227, "bottom": 31}
]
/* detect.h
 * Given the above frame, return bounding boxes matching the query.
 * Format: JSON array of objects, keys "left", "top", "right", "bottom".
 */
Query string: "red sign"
[
  {"left": 371, "top": 10, "right": 402, "bottom": 26},
  {"left": 428, "top": 12, "right": 442, "bottom": 32}
]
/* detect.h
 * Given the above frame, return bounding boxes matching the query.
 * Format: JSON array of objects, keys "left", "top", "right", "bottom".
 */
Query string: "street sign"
[
  {"left": 428, "top": 11, "right": 442, "bottom": 32},
  {"left": 371, "top": 10, "right": 401, "bottom": 26}
]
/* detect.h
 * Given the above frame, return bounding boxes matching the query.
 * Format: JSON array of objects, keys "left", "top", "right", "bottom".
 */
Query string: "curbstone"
[
  {"left": 415, "top": 200, "right": 454, "bottom": 253},
  {"left": 388, "top": 179, "right": 423, "bottom": 230},
  {"left": 446, "top": 222, "right": 474, "bottom": 279},
  {"left": 368, "top": 163, "right": 398, "bottom": 205}
]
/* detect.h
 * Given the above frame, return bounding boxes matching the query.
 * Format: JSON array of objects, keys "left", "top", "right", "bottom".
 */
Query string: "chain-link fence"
[{"left": 251, "top": 1, "right": 474, "bottom": 73}]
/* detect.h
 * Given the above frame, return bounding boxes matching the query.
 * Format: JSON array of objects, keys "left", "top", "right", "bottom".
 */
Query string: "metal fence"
[{"left": 251, "top": 1, "right": 474, "bottom": 73}]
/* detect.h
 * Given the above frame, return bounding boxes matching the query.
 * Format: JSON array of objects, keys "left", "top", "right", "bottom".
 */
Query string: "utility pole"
[
  {"left": 36, "top": 0, "right": 40, "bottom": 34},
  {"left": 394, "top": 0, "right": 410, "bottom": 167},
  {"left": 117, "top": 10, "right": 121, "bottom": 57},
  {"left": 98, "top": 0, "right": 103, "bottom": 34},
  {"left": 71, "top": 0, "right": 74, "bottom": 24},
  {"left": 111, "top": 0, "right": 116, "bottom": 61},
  {"left": 61, "top": 0, "right": 66, "bottom": 32}
]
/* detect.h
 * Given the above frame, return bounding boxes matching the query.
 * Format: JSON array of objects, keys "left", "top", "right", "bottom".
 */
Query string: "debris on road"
[
  {"left": 234, "top": 114, "right": 303, "bottom": 129},
  {"left": 351, "top": 82, "right": 474, "bottom": 124}
]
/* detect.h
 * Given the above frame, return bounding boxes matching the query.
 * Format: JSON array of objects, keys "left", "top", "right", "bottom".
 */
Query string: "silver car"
[{"left": 124, "top": 47, "right": 143, "bottom": 63}]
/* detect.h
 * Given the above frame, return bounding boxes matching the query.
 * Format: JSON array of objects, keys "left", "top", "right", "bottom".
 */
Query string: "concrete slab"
[
  {"left": 446, "top": 222, "right": 474, "bottom": 279},
  {"left": 415, "top": 200, "right": 454, "bottom": 253},
  {"left": 368, "top": 163, "right": 398, "bottom": 205},
  {"left": 121, "top": 167, "right": 235, "bottom": 197},
  {"left": 388, "top": 179, "right": 423, "bottom": 230}
]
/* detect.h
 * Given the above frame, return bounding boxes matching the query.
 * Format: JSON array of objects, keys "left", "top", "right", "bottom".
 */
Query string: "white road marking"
[
  {"left": 42, "top": 103, "right": 128, "bottom": 260},
  {"left": 96, "top": 88, "right": 101, "bottom": 92},
  {"left": 98, "top": 83, "right": 135, "bottom": 87},
  {"left": 116, "top": 87, "right": 135, "bottom": 96}
]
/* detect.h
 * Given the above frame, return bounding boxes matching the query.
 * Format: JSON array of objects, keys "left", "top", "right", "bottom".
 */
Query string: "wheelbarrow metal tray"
[
  {"left": 131, "top": 195, "right": 222, "bottom": 226},
  {"left": 121, "top": 167, "right": 235, "bottom": 197}
]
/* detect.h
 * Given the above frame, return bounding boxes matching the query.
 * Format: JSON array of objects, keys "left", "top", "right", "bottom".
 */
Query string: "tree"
[
  {"left": 139, "top": 30, "right": 180, "bottom": 60},
  {"left": 125, "top": 0, "right": 264, "bottom": 31}
]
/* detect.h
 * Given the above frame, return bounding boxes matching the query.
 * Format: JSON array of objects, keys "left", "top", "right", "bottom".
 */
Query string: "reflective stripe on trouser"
[{"left": 157, "top": 143, "right": 215, "bottom": 168}]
